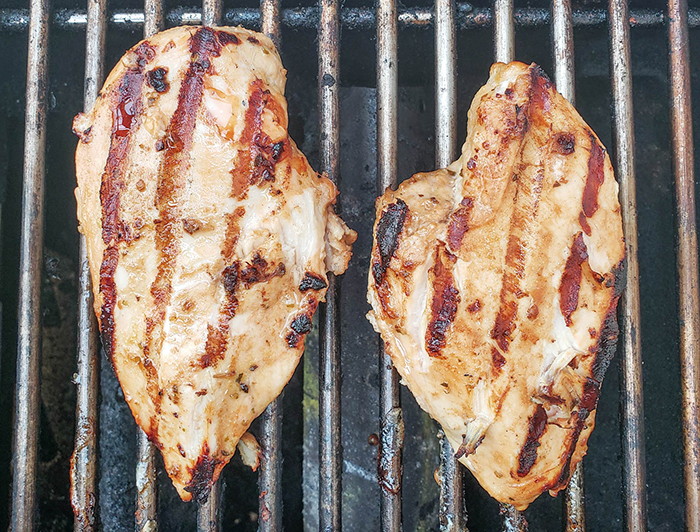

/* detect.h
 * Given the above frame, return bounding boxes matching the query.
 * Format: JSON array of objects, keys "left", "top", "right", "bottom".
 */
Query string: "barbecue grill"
[{"left": 0, "top": 0, "right": 697, "bottom": 529}]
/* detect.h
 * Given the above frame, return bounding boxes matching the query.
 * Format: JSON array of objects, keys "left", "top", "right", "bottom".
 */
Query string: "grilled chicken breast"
[
  {"left": 367, "top": 62, "right": 625, "bottom": 509},
  {"left": 74, "top": 25, "right": 356, "bottom": 502}
]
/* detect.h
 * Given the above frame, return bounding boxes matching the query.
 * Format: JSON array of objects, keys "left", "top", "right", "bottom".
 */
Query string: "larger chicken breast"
[
  {"left": 367, "top": 62, "right": 625, "bottom": 509},
  {"left": 74, "top": 25, "right": 355, "bottom": 502}
]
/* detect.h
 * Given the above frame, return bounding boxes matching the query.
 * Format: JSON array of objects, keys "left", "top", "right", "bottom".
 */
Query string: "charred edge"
[
  {"left": 426, "top": 246, "right": 459, "bottom": 357},
  {"left": 286, "top": 301, "right": 318, "bottom": 348},
  {"left": 583, "top": 132, "right": 606, "bottom": 218},
  {"left": 147, "top": 67, "right": 169, "bottom": 93},
  {"left": 99, "top": 245, "right": 119, "bottom": 357},
  {"left": 491, "top": 347, "right": 506, "bottom": 373},
  {"left": 184, "top": 445, "right": 220, "bottom": 504},
  {"left": 447, "top": 197, "right": 473, "bottom": 252},
  {"left": 372, "top": 199, "right": 408, "bottom": 285},
  {"left": 591, "top": 295, "right": 622, "bottom": 384},
  {"left": 555, "top": 132, "right": 576, "bottom": 155},
  {"left": 299, "top": 271, "right": 328, "bottom": 292},
  {"left": 553, "top": 378, "right": 600, "bottom": 489},
  {"left": 240, "top": 253, "right": 286, "bottom": 288},
  {"left": 149, "top": 27, "right": 222, "bottom": 367},
  {"left": 216, "top": 29, "right": 241, "bottom": 47},
  {"left": 560, "top": 232, "right": 588, "bottom": 326},
  {"left": 517, "top": 404, "right": 548, "bottom": 477},
  {"left": 578, "top": 211, "right": 591, "bottom": 236}
]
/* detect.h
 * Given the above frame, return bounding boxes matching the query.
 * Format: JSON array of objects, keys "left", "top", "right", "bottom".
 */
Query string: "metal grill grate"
[{"left": 4, "top": 0, "right": 700, "bottom": 530}]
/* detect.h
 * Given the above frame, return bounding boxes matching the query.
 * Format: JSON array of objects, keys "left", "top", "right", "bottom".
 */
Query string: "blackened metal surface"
[{"left": 0, "top": 2, "right": 695, "bottom": 531}]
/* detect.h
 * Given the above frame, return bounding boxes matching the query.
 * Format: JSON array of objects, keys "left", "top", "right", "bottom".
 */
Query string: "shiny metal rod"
[
  {"left": 202, "top": 0, "right": 221, "bottom": 27},
  {"left": 668, "top": 0, "right": 700, "bottom": 529},
  {"left": 10, "top": 0, "right": 50, "bottom": 526},
  {"left": 551, "top": 1, "right": 586, "bottom": 530},
  {"left": 71, "top": 0, "right": 106, "bottom": 529},
  {"left": 609, "top": 0, "right": 648, "bottom": 530},
  {"left": 376, "top": 0, "right": 402, "bottom": 528},
  {"left": 133, "top": 4, "right": 164, "bottom": 531},
  {"left": 318, "top": 0, "right": 343, "bottom": 528},
  {"left": 258, "top": 2, "right": 283, "bottom": 531},
  {"left": 494, "top": 0, "right": 514, "bottom": 63},
  {"left": 493, "top": 1, "right": 525, "bottom": 530},
  {"left": 135, "top": 431, "right": 158, "bottom": 531},
  {"left": 434, "top": 0, "right": 463, "bottom": 529}
]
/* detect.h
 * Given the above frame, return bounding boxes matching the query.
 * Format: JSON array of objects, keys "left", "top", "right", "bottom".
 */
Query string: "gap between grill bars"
[{"left": 7, "top": 0, "right": 700, "bottom": 530}]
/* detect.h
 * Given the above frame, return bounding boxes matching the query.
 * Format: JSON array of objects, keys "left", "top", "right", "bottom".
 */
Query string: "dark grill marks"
[
  {"left": 426, "top": 244, "right": 460, "bottom": 358},
  {"left": 147, "top": 67, "right": 169, "bottom": 93},
  {"left": 299, "top": 272, "right": 328, "bottom": 292},
  {"left": 240, "top": 253, "right": 286, "bottom": 288},
  {"left": 559, "top": 232, "right": 589, "bottom": 325},
  {"left": 98, "top": 42, "right": 154, "bottom": 357},
  {"left": 372, "top": 199, "right": 408, "bottom": 284},
  {"left": 372, "top": 199, "right": 409, "bottom": 318},
  {"left": 552, "top": 378, "right": 600, "bottom": 489},
  {"left": 147, "top": 27, "right": 222, "bottom": 380},
  {"left": 230, "top": 79, "right": 288, "bottom": 199},
  {"left": 578, "top": 211, "right": 592, "bottom": 236},
  {"left": 491, "top": 347, "right": 506, "bottom": 374},
  {"left": 184, "top": 443, "right": 220, "bottom": 503},
  {"left": 583, "top": 133, "right": 606, "bottom": 218},
  {"left": 199, "top": 262, "right": 240, "bottom": 369},
  {"left": 447, "top": 197, "right": 473, "bottom": 252},
  {"left": 517, "top": 404, "right": 548, "bottom": 477}
]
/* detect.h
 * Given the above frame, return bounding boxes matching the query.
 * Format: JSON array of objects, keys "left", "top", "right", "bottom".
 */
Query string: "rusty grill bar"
[{"left": 5, "top": 0, "right": 700, "bottom": 529}]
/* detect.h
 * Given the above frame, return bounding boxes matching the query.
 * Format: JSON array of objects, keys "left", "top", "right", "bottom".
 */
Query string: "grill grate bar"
[
  {"left": 434, "top": 0, "right": 464, "bottom": 529},
  {"left": 133, "top": 3, "right": 164, "bottom": 531},
  {"left": 608, "top": 0, "right": 648, "bottom": 530},
  {"left": 375, "top": 0, "right": 403, "bottom": 527},
  {"left": 551, "top": 1, "right": 587, "bottom": 530},
  {"left": 492, "top": 1, "right": 527, "bottom": 529},
  {"left": 2, "top": 6, "right": 697, "bottom": 32},
  {"left": 667, "top": 0, "right": 700, "bottom": 528},
  {"left": 195, "top": 1, "right": 223, "bottom": 530},
  {"left": 318, "top": 0, "right": 343, "bottom": 527},
  {"left": 10, "top": 0, "right": 50, "bottom": 526},
  {"left": 71, "top": 0, "right": 106, "bottom": 529},
  {"left": 257, "top": 4, "right": 284, "bottom": 530}
]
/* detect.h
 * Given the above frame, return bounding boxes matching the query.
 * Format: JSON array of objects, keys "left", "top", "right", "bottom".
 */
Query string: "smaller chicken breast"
[
  {"left": 74, "top": 25, "right": 356, "bottom": 502},
  {"left": 367, "top": 62, "right": 625, "bottom": 509}
]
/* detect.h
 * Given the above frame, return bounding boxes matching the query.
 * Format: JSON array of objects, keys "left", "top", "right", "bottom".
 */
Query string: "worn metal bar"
[
  {"left": 493, "top": 2, "right": 527, "bottom": 530},
  {"left": 135, "top": 430, "right": 158, "bottom": 531},
  {"left": 256, "top": 3, "right": 283, "bottom": 531},
  {"left": 70, "top": 0, "right": 106, "bottom": 530},
  {"left": 375, "top": 0, "right": 403, "bottom": 528},
  {"left": 132, "top": 5, "right": 164, "bottom": 532},
  {"left": 551, "top": 1, "right": 587, "bottom": 530},
  {"left": 609, "top": 0, "right": 648, "bottom": 530},
  {"left": 434, "top": 0, "right": 464, "bottom": 529},
  {"left": 5, "top": 6, "right": 700, "bottom": 32},
  {"left": 10, "top": 0, "right": 50, "bottom": 527},
  {"left": 197, "top": 482, "right": 221, "bottom": 531},
  {"left": 197, "top": 2, "right": 223, "bottom": 528},
  {"left": 668, "top": 0, "right": 700, "bottom": 529},
  {"left": 318, "top": 0, "right": 342, "bottom": 528},
  {"left": 494, "top": 0, "right": 514, "bottom": 63}
]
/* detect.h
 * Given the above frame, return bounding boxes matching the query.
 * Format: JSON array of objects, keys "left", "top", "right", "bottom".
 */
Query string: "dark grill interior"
[{"left": 0, "top": 0, "right": 699, "bottom": 530}]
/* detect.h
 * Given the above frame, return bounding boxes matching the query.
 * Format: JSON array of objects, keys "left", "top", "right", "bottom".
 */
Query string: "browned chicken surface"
[
  {"left": 367, "top": 62, "right": 625, "bottom": 509},
  {"left": 74, "top": 25, "right": 356, "bottom": 502}
]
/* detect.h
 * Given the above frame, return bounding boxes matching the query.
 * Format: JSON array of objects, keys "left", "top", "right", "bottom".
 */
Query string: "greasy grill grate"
[{"left": 3, "top": 0, "right": 699, "bottom": 530}]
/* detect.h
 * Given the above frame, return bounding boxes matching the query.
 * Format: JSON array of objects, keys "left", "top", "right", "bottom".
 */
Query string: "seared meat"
[
  {"left": 74, "top": 25, "right": 356, "bottom": 502},
  {"left": 367, "top": 62, "right": 624, "bottom": 509}
]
